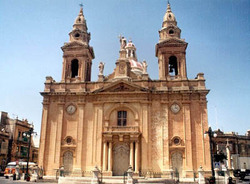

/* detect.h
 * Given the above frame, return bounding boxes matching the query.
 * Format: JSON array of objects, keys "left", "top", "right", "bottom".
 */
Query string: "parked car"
[{"left": 4, "top": 161, "right": 38, "bottom": 178}]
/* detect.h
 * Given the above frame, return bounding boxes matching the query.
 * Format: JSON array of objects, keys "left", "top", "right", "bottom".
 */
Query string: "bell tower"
[
  {"left": 61, "top": 7, "right": 94, "bottom": 82},
  {"left": 156, "top": 2, "right": 187, "bottom": 80}
]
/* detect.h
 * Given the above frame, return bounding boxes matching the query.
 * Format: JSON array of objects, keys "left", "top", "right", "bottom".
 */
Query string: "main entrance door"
[
  {"left": 171, "top": 152, "right": 183, "bottom": 178},
  {"left": 113, "top": 143, "right": 129, "bottom": 176},
  {"left": 63, "top": 151, "right": 73, "bottom": 175}
]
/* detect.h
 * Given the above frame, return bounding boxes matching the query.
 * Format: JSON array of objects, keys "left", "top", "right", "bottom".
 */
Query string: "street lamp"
[
  {"left": 204, "top": 127, "right": 217, "bottom": 179},
  {"left": 23, "top": 123, "right": 37, "bottom": 181}
]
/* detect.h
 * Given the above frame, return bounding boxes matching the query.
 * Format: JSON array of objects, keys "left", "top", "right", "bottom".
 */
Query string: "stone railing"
[{"left": 103, "top": 126, "right": 139, "bottom": 133}]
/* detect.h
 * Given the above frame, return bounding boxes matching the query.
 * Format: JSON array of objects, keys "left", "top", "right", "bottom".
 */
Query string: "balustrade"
[{"left": 103, "top": 126, "right": 139, "bottom": 133}]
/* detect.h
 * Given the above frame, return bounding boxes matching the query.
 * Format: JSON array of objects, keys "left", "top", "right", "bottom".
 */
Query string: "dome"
[
  {"left": 129, "top": 59, "right": 143, "bottom": 75},
  {"left": 125, "top": 40, "right": 135, "bottom": 49}
]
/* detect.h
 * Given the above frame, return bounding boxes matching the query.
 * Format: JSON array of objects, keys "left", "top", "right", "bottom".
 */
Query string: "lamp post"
[
  {"left": 205, "top": 127, "right": 217, "bottom": 179},
  {"left": 23, "top": 124, "right": 36, "bottom": 181}
]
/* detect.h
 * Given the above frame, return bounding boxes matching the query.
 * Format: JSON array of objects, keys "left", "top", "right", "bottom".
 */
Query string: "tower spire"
[
  {"left": 160, "top": 2, "right": 180, "bottom": 40},
  {"left": 156, "top": 2, "right": 188, "bottom": 80},
  {"left": 167, "top": 1, "right": 171, "bottom": 12},
  {"left": 79, "top": 3, "right": 83, "bottom": 14},
  {"left": 66, "top": 5, "right": 90, "bottom": 44},
  {"left": 61, "top": 6, "right": 95, "bottom": 82}
]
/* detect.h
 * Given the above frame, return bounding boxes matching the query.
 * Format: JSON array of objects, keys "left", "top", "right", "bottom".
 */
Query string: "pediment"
[
  {"left": 92, "top": 80, "right": 150, "bottom": 93},
  {"left": 61, "top": 41, "right": 88, "bottom": 49},
  {"left": 158, "top": 38, "right": 187, "bottom": 46}
]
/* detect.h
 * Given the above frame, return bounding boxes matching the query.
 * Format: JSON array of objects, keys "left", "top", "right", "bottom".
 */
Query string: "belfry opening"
[
  {"left": 169, "top": 56, "right": 178, "bottom": 76},
  {"left": 71, "top": 59, "right": 79, "bottom": 78}
]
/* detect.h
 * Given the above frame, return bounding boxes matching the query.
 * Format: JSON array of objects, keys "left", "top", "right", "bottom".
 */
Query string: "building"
[
  {"left": 0, "top": 111, "right": 38, "bottom": 168},
  {"left": 0, "top": 112, "right": 9, "bottom": 172},
  {"left": 38, "top": 3, "right": 211, "bottom": 179},
  {"left": 212, "top": 129, "right": 250, "bottom": 170}
]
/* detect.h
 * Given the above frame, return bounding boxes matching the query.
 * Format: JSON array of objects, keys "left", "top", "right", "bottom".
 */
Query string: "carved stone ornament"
[
  {"left": 66, "top": 104, "right": 76, "bottom": 115},
  {"left": 170, "top": 103, "right": 180, "bottom": 113},
  {"left": 63, "top": 136, "right": 76, "bottom": 145},
  {"left": 119, "top": 63, "right": 125, "bottom": 74}
]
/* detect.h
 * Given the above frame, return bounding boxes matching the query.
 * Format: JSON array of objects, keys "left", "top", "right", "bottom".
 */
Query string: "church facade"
[{"left": 38, "top": 3, "right": 211, "bottom": 178}]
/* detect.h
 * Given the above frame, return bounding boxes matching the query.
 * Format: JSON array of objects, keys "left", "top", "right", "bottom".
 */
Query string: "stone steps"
[{"left": 58, "top": 176, "right": 180, "bottom": 184}]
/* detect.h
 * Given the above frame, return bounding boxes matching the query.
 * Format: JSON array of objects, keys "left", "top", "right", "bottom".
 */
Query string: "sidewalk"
[{"left": 0, "top": 176, "right": 58, "bottom": 184}]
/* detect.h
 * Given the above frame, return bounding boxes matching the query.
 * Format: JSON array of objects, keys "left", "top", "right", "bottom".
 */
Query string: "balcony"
[{"left": 103, "top": 126, "right": 140, "bottom": 134}]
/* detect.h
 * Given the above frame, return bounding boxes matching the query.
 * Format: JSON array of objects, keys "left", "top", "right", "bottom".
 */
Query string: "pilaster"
[
  {"left": 141, "top": 103, "right": 149, "bottom": 171},
  {"left": 183, "top": 101, "right": 194, "bottom": 177},
  {"left": 72, "top": 102, "right": 85, "bottom": 176},
  {"left": 162, "top": 103, "right": 169, "bottom": 171},
  {"left": 38, "top": 103, "right": 49, "bottom": 168},
  {"left": 54, "top": 102, "right": 64, "bottom": 169},
  {"left": 130, "top": 142, "right": 134, "bottom": 169}
]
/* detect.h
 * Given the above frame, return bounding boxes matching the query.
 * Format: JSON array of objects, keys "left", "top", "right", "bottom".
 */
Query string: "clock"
[
  {"left": 66, "top": 104, "right": 76, "bottom": 114},
  {"left": 171, "top": 103, "right": 180, "bottom": 114}
]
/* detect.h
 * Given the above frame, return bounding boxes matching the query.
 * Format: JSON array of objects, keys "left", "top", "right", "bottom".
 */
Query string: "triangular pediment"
[{"left": 92, "top": 80, "right": 150, "bottom": 93}]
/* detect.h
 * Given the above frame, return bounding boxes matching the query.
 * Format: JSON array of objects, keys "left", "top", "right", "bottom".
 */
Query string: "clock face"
[
  {"left": 66, "top": 105, "right": 76, "bottom": 114},
  {"left": 171, "top": 103, "right": 180, "bottom": 113}
]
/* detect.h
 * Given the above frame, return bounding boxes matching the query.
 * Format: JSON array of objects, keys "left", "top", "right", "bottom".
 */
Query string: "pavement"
[{"left": 0, "top": 176, "right": 58, "bottom": 184}]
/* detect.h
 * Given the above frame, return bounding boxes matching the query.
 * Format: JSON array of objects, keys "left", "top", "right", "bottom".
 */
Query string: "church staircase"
[{"left": 58, "top": 176, "right": 180, "bottom": 184}]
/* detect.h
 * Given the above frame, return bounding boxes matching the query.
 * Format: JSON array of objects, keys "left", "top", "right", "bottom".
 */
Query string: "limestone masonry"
[{"left": 38, "top": 3, "right": 211, "bottom": 179}]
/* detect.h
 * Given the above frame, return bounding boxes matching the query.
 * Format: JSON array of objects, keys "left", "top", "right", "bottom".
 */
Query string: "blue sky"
[{"left": 0, "top": 0, "right": 249, "bottom": 139}]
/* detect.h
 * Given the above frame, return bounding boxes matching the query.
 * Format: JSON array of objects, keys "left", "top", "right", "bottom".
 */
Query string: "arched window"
[
  {"left": 168, "top": 56, "right": 178, "bottom": 76},
  {"left": 117, "top": 111, "right": 127, "bottom": 126},
  {"left": 71, "top": 59, "right": 79, "bottom": 78}
]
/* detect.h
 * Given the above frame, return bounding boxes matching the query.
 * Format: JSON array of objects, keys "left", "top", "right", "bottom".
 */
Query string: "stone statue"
[
  {"left": 99, "top": 62, "right": 105, "bottom": 75},
  {"left": 119, "top": 35, "right": 127, "bottom": 50},
  {"left": 142, "top": 60, "right": 148, "bottom": 74}
]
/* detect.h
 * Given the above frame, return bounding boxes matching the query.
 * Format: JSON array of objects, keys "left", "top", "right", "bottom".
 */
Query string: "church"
[{"left": 38, "top": 3, "right": 211, "bottom": 179}]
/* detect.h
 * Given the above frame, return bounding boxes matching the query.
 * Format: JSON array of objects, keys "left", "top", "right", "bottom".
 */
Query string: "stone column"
[
  {"left": 135, "top": 141, "right": 139, "bottom": 173},
  {"left": 108, "top": 142, "right": 113, "bottom": 171},
  {"left": 103, "top": 141, "right": 108, "bottom": 171},
  {"left": 130, "top": 142, "right": 134, "bottom": 169},
  {"left": 226, "top": 140, "right": 232, "bottom": 169}
]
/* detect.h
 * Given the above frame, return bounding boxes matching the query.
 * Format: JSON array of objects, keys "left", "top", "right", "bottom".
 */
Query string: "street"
[{"left": 0, "top": 177, "right": 57, "bottom": 184}]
